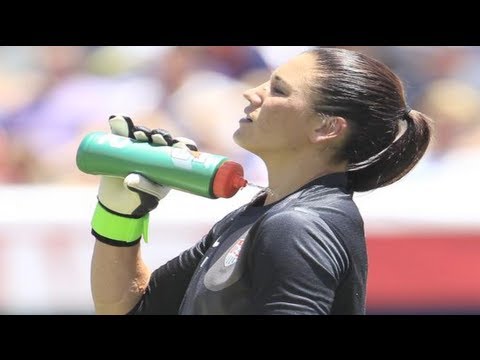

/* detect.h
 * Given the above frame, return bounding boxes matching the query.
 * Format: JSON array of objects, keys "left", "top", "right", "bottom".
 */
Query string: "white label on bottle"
[
  {"left": 194, "top": 153, "right": 218, "bottom": 168},
  {"left": 170, "top": 148, "right": 193, "bottom": 170},
  {"left": 96, "top": 133, "right": 130, "bottom": 149}
]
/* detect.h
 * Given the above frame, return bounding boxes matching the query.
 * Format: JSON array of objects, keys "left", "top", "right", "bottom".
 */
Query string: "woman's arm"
[
  {"left": 91, "top": 241, "right": 149, "bottom": 314},
  {"left": 87, "top": 115, "right": 194, "bottom": 314}
]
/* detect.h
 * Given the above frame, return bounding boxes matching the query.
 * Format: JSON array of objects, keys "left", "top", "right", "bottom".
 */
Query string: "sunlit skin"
[{"left": 233, "top": 52, "right": 350, "bottom": 205}]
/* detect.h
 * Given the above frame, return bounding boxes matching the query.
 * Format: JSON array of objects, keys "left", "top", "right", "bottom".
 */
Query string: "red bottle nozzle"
[{"left": 212, "top": 161, "right": 248, "bottom": 198}]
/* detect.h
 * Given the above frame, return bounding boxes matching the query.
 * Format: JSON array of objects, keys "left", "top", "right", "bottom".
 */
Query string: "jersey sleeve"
[
  {"left": 248, "top": 210, "right": 350, "bottom": 315},
  {"left": 128, "top": 206, "right": 247, "bottom": 315},
  {"left": 128, "top": 229, "right": 215, "bottom": 315}
]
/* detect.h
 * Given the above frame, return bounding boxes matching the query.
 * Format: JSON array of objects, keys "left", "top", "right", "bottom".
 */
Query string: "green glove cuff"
[{"left": 91, "top": 203, "right": 150, "bottom": 244}]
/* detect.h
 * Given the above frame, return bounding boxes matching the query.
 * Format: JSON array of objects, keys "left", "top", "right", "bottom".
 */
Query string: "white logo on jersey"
[{"left": 224, "top": 239, "right": 245, "bottom": 267}]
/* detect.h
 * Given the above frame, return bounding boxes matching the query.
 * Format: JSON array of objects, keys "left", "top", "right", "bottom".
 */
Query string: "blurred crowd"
[{"left": 1, "top": 46, "right": 479, "bottom": 186}]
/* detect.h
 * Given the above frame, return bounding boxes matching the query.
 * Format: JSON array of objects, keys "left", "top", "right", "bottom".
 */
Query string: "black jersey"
[{"left": 129, "top": 172, "right": 367, "bottom": 315}]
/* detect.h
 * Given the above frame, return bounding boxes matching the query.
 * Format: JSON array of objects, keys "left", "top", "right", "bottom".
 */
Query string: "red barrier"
[{"left": 366, "top": 229, "right": 480, "bottom": 312}]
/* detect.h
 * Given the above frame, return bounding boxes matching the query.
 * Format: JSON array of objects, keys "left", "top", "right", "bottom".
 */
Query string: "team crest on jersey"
[{"left": 224, "top": 239, "right": 245, "bottom": 267}]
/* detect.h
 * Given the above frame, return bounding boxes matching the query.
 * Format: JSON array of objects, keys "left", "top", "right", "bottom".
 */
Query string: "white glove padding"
[{"left": 97, "top": 115, "right": 198, "bottom": 218}]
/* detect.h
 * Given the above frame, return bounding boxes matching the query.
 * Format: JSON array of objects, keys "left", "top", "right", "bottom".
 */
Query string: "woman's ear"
[{"left": 309, "top": 116, "right": 348, "bottom": 144}]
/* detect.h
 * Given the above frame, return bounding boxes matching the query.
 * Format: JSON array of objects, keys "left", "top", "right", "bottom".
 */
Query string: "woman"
[{"left": 90, "top": 47, "right": 432, "bottom": 315}]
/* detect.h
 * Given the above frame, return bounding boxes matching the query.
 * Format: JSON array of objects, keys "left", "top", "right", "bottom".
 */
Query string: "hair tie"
[{"left": 404, "top": 105, "right": 412, "bottom": 117}]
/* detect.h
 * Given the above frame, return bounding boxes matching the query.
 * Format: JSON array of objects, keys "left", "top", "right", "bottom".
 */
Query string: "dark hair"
[{"left": 308, "top": 47, "right": 433, "bottom": 192}]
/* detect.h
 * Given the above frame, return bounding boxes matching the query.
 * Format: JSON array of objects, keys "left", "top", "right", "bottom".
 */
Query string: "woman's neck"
[{"left": 262, "top": 152, "right": 347, "bottom": 206}]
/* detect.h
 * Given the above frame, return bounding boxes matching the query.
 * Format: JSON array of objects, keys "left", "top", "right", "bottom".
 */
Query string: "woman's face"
[{"left": 233, "top": 52, "right": 317, "bottom": 156}]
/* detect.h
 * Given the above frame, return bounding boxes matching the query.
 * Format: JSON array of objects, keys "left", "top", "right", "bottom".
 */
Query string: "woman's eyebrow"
[{"left": 272, "top": 73, "right": 292, "bottom": 90}]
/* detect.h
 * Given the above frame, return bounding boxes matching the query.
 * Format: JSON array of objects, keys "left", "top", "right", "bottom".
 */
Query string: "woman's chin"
[{"left": 233, "top": 131, "right": 257, "bottom": 153}]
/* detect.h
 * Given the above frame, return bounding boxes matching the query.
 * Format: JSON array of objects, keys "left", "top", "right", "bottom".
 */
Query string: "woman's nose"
[{"left": 243, "top": 86, "right": 263, "bottom": 107}]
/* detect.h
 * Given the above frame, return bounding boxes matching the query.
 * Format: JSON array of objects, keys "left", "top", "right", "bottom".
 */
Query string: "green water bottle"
[{"left": 76, "top": 131, "right": 248, "bottom": 199}]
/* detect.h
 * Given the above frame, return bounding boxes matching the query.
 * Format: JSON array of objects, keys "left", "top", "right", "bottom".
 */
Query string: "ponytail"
[{"left": 347, "top": 110, "right": 433, "bottom": 192}]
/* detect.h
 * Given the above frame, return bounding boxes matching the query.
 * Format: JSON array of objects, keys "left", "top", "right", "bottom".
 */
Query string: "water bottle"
[{"left": 76, "top": 131, "right": 248, "bottom": 199}]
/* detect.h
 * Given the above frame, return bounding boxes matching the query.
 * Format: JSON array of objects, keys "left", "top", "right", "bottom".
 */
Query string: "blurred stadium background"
[{"left": 0, "top": 46, "right": 479, "bottom": 314}]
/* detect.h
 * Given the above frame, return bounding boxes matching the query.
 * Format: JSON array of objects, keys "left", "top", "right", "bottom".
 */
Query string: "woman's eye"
[{"left": 271, "top": 86, "right": 285, "bottom": 95}]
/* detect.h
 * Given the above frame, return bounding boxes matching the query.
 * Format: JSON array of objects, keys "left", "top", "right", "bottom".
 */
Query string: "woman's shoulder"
[
  {"left": 288, "top": 185, "right": 363, "bottom": 222},
  {"left": 256, "top": 190, "right": 364, "bottom": 243}
]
